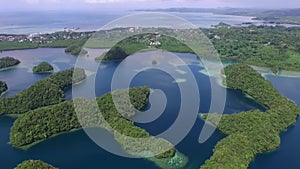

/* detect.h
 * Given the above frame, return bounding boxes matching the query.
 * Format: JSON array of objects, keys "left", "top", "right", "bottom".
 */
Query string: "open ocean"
[{"left": 0, "top": 10, "right": 255, "bottom": 34}]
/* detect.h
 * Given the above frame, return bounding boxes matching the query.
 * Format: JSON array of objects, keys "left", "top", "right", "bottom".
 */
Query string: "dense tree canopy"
[
  {"left": 33, "top": 62, "right": 54, "bottom": 73},
  {"left": 15, "top": 160, "right": 57, "bottom": 169},
  {"left": 0, "top": 57, "right": 20, "bottom": 70},
  {"left": 200, "top": 64, "right": 300, "bottom": 169},
  {"left": 202, "top": 25, "right": 300, "bottom": 72},
  {"left": 0, "top": 80, "right": 8, "bottom": 95},
  {"left": 64, "top": 40, "right": 88, "bottom": 56},
  {"left": 96, "top": 26, "right": 300, "bottom": 72},
  {"left": 0, "top": 68, "right": 86, "bottom": 115},
  {"left": 97, "top": 33, "right": 193, "bottom": 61},
  {"left": 10, "top": 86, "right": 177, "bottom": 159}
]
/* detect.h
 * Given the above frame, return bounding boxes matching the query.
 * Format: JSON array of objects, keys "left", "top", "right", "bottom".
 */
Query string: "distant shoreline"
[{"left": 1, "top": 47, "right": 300, "bottom": 77}]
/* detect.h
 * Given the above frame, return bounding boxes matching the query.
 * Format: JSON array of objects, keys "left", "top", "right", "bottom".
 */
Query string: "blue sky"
[{"left": 1, "top": 0, "right": 300, "bottom": 11}]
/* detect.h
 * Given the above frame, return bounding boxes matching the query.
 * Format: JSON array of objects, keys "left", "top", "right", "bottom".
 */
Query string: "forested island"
[
  {"left": 0, "top": 81, "right": 8, "bottom": 96},
  {"left": 33, "top": 62, "right": 54, "bottom": 73},
  {"left": 0, "top": 68, "right": 86, "bottom": 115},
  {"left": 15, "top": 160, "right": 57, "bottom": 169},
  {"left": 0, "top": 57, "right": 21, "bottom": 70},
  {"left": 200, "top": 64, "right": 300, "bottom": 169},
  {"left": 10, "top": 86, "right": 187, "bottom": 169}
]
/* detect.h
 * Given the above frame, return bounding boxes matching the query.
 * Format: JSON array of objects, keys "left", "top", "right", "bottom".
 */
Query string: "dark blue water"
[
  {"left": 0, "top": 48, "right": 297, "bottom": 169},
  {"left": 249, "top": 75, "right": 300, "bottom": 169}
]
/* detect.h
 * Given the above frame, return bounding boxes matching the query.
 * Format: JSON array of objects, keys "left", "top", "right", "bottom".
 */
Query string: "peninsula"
[{"left": 200, "top": 64, "right": 300, "bottom": 169}]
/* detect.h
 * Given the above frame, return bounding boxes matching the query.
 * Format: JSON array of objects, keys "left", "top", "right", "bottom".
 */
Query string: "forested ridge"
[
  {"left": 200, "top": 64, "right": 300, "bottom": 169},
  {"left": 10, "top": 87, "right": 177, "bottom": 159},
  {"left": 0, "top": 68, "right": 86, "bottom": 115}
]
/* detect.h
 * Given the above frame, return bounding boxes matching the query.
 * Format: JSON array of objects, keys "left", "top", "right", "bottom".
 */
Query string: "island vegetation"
[
  {"left": 33, "top": 62, "right": 54, "bottom": 73},
  {"left": 0, "top": 57, "right": 21, "bottom": 70},
  {"left": 15, "top": 160, "right": 57, "bottom": 169},
  {"left": 64, "top": 40, "right": 88, "bottom": 56},
  {"left": 0, "top": 35, "right": 89, "bottom": 57},
  {"left": 10, "top": 86, "right": 187, "bottom": 169},
  {"left": 92, "top": 26, "right": 300, "bottom": 73},
  {"left": 200, "top": 64, "right": 300, "bottom": 169},
  {"left": 202, "top": 25, "right": 300, "bottom": 73},
  {"left": 0, "top": 80, "right": 8, "bottom": 96},
  {"left": 96, "top": 33, "right": 192, "bottom": 61},
  {"left": 0, "top": 68, "right": 86, "bottom": 115},
  {"left": 0, "top": 31, "right": 92, "bottom": 51}
]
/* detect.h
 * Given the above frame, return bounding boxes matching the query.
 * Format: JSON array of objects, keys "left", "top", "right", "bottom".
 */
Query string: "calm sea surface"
[
  {"left": 0, "top": 10, "right": 255, "bottom": 34},
  {"left": 1, "top": 48, "right": 299, "bottom": 169}
]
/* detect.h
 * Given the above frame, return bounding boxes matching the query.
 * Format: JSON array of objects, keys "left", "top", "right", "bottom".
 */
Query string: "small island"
[
  {"left": 33, "top": 62, "right": 54, "bottom": 73},
  {"left": 15, "top": 160, "right": 57, "bottom": 169},
  {"left": 0, "top": 80, "right": 8, "bottom": 96},
  {"left": 0, "top": 57, "right": 20, "bottom": 70},
  {"left": 152, "top": 60, "right": 158, "bottom": 65}
]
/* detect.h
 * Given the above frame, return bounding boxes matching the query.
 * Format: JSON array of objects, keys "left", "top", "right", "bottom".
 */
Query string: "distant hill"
[{"left": 138, "top": 8, "right": 300, "bottom": 17}]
